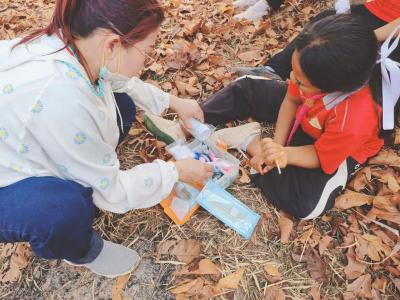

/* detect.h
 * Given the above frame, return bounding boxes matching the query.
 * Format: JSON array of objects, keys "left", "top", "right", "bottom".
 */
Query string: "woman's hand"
[
  {"left": 175, "top": 158, "right": 213, "bottom": 184},
  {"left": 261, "top": 138, "right": 288, "bottom": 171},
  {"left": 170, "top": 96, "right": 204, "bottom": 129}
]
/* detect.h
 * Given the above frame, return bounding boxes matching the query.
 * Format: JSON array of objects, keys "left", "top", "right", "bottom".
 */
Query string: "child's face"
[{"left": 290, "top": 50, "right": 322, "bottom": 96}]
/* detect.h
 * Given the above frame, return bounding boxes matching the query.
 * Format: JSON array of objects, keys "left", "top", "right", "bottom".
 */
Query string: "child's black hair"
[
  {"left": 295, "top": 14, "right": 399, "bottom": 143},
  {"left": 295, "top": 14, "right": 378, "bottom": 94}
]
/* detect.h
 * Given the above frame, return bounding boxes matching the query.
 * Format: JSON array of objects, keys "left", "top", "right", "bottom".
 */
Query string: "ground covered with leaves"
[{"left": 1, "top": 0, "right": 400, "bottom": 299}]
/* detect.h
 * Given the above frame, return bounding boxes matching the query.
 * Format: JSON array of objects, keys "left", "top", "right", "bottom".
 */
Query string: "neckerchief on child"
[
  {"left": 286, "top": 91, "right": 324, "bottom": 146},
  {"left": 286, "top": 88, "right": 359, "bottom": 146},
  {"left": 379, "top": 24, "right": 400, "bottom": 130}
]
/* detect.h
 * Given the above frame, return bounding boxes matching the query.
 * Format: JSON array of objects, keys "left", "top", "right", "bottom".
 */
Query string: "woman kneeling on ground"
[{"left": 0, "top": 0, "right": 213, "bottom": 277}]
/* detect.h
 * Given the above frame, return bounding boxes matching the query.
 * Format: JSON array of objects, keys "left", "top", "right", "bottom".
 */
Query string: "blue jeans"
[{"left": 0, "top": 93, "right": 136, "bottom": 261}]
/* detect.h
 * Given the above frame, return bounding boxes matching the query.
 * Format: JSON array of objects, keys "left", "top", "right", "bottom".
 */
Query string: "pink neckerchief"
[
  {"left": 286, "top": 86, "right": 363, "bottom": 146},
  {"left": 286, "top": 91, "right": 325, "bottom": 146}
]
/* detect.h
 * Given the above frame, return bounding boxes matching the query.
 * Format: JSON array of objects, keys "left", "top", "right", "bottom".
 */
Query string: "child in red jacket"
[{"left": 200, "top": 14, "right": 399, "bottom": 218}]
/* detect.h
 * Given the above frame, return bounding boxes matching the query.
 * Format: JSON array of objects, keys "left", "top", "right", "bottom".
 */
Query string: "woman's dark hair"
[
  {"left": 295, "top": 14, "right": 379, "bottom": 95},
  {"left": 16, "top": 0, "right": 164, "bottom": 81}
]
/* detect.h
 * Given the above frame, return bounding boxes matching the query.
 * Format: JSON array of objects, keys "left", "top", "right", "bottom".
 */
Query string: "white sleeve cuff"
[{"left": 119, "top": 160, "right": 178, "bottom": 210}]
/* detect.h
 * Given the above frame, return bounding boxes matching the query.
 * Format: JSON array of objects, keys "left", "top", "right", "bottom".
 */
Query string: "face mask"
[
  {"left": 97, "top": 45, "right": 125, "bottom": 132},
  {"left": 98, "top": 65, "right": 130, "bottom": 92},
  {"left": 98, "top": 43, "right": 130, "bottom": 92}
]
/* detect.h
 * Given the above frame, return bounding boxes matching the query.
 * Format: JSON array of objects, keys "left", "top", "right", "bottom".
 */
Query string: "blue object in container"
[{"left": 196, "top": 181, "right": 260, "bottom": 240}]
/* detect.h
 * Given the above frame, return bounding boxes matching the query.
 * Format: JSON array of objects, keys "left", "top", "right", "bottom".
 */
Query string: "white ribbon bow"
[{"left": 380, "top": 25, "right": 400, "bottom": 130}]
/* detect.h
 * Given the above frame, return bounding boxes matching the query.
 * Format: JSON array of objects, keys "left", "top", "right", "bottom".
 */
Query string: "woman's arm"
[
  {"left": 273, "top": 90, "right": 302, "bottom": 145},
  {"left": 374, "top": 18, "right": 400, "bottom": 42}
]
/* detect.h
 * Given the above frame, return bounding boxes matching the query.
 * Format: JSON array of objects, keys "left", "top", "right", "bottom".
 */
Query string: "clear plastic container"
[
  {"left": 163, "top": 136, "right": 241, "bottom": 226},
  {"left": 187, "top": 118, "right": 213, "bottom": 141},
  {"left": 167, "top": 139, "right": 240, "bottom": 189},
  {"left": 186, "top": 139, "right": 240, "bottom": 189}
]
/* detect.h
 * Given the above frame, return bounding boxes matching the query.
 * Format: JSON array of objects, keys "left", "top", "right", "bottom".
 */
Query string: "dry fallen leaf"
[
  {"left": 111, "top": 274, "right": 130, "bottom": 300},
  {"left": 369, "top": 149, "right": 400, "bottom": 167},
  {"left": 217, "top": 267, "right": 245, "bottom": 289},
  {"left": 310, "top": 284, "right": 321, "bottom": 300},
  {"left": 278, "top": 213, "right": 293, "bottom": 244},
  {"left": 345, "top": 274, "right": 372, "bottom": 298},
  {"left": 334, "top": 190, "right": 374, "bottom": 209},
  {"left": 362, "top": 234, "right": 392, "bottom": 262},
  {"left": 264, "top": 263, "right": 281, "bottom": 277},
  {"left": 174, "top": 258, "right": 221, "bottom": 277},
  {"left": 394, "top": 128, "right": 400, "bottom": 144},
  {"left": 237, "top": 50, "right": 262, "bottom": 62},
  {"left": 318, "top": 236, "right": 333, "bottom": 255},
  {"left": 208, "top": 54, "right": 223, "bottom": 65},
  {"left": 299, "top": 228, "right": 321, "bottom": 248},
  {"left": 367, "top": 207, "right": 400, "bottom": 225},
  {"left": 170, "top": 240, "right": 201, "bottom": 264},
  {"left": 156, "top": 239, "right": 200, "bottom": 264},
  {"left": 170, "top": 278, "right": 205, "bottom": 295},
  {"left": 387, "top": 174, "right": 400, "bottom": 193},
  {"left": 0, "top": 243, "right": 32, "bottom": 283},
  {"left": 292, "top": 249, "right": 328, "bottom": 283},
  {"left": 263, "top": 285, "right": 286, "bottom": 300},
  {"left": 156, "top": 240, "right": 177, "bottom": 256},
  {"left": 348, "top": 167, "right": 371, "bottom": 192},
  {"left": 373, "top": 196, "right": 398, "bottom": 213},
  {"left": 389, "top": 275, "right": 400, "bottom": 292},
  {"left": 372, "top": 277, "right": 387, "bottom": 294},
  {"left": 344, "top": 247, "right": 366, "bottom": 280}
]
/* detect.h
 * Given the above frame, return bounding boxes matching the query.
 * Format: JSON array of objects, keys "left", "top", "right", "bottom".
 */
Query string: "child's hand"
[
  {"left": 250, "top": 155, "right": 269, "bottom": 175},
  {"left": 261, "top": 138, "right": 288, "bottom": 170}
]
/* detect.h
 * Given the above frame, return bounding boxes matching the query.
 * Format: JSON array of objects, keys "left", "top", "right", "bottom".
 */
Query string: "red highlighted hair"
[{"left": 17, "top": 0, "right": 164, "bottom": 81}]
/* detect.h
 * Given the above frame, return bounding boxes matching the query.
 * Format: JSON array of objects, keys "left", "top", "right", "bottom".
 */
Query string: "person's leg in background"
[
  {"left": 233, "top": 0, "right": 285, "bottom": 22},
  {"left": 198, "top": 77, "right": 288, "bottom": 151},
  {"left": 234, "top": 4, "right": 388, "bottom": 80},
  {"left": 201, "top": 77, "right": 288, "bottom": 126},
  {"left": 114, "top": 93, "right": 137, "bottom": 144},
  {"left": 143, "top": 77, "right": 287, "bottom": 145}
]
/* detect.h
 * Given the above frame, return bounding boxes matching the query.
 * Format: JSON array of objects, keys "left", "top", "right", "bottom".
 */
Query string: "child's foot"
[
  {"left": 231, "top": 66, "right": 283, "bottom": 80},
  {"left": 234, "top": 0, "right": 270, "bottom": 21},
  {"left": 233, "top": 0, "right": 259, "bottom": 9},
  {"left": 210, "top": 122, "right": 261, "bottom": 151},
  {"left": 143, "top": 113, "right": 186, "bottom": 145},
  {"left": 65, "top": 236, "right": 140, "bottom": 278}
]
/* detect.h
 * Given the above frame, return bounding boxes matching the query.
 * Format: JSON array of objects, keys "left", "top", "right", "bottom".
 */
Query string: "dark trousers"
[
  {"left": 266, "top": 5, "right": 391, "bottom": 80},
  {"left": 201, "top": 77, "right": 360, "bottom": 218},
  {"left": 0, "top": 94, "right": 136, "bottom": 261},
  {"left": 266, "top": 0, "right": 284, "bottom": 11}
]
